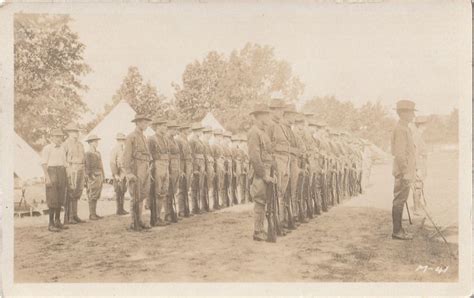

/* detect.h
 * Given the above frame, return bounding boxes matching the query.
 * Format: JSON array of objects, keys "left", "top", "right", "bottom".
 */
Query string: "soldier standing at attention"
[
  {"left": 202, "top": 127, "right": 216, "bottom": 210},
  {"left": 247, "top": 104, "right": 275, "bottom": 242},
  {"left": 84, "top": 134, "right": 105, "bottom": 220},
  {"left": 189, "top": 123, "right": 207, "bottom": 214},
  {"left": 41, "top": 129, "right": 68, "bottom": 232},
  {"left": 63, "top": 124, "right": 86, "bottom": 225},
  {"left": 148, "top": 117, "right": 170, "bottom": 227},
  {"left": 176, "top": 123, "right": 193, "bottom": 217},
  {"left": 268, "top": 97, "right": 293, "bottom": 232},
  {"left": 166, "top": 121, "right": 181, "bottom": 222},
  {"left": 123, "top": 113, "right": 152, "bottom": 231},
  {"left": 222, "top": 132, "right": 234, "bottom": 207},
  {"left": 213, "top": 130, "right": 226, "bottom": 209},
  {"left": 391, "top": 100, "right": 417, "bottom": 240},
  {"left": 110, "top": 133, "right": 129, "bottom": 215},
  {"left": 411, "top": 116, "right": 429, "bottom": 216}
]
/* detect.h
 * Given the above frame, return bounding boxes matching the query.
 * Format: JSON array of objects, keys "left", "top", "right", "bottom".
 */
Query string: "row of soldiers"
[
  {"left": 247, "top": 97, "right": 368, "bottom": 242},
  {"left": 122, "top": 117, "right": 254, "bottom": 230}
]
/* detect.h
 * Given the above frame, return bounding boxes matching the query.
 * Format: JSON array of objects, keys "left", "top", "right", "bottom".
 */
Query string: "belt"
[
  {"left": 169, "top": 154, "right": 180, "bottom": 160},
  {"left": 194, "top": 154, "right": 205, "bottom": 160},
  {"left": 274, "top": 144, "right": 290, "bottom": 154}
]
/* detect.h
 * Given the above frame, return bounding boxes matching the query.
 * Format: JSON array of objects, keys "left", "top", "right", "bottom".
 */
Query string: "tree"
[
  {"left": 110, "top": 66, "right": 168, "bottom": 116},
  {"left": 14, "top": 13, "right": 91, "bottom": 149},
  {"left": 173, "top": 43, "right": 305, "bottom": 131}
]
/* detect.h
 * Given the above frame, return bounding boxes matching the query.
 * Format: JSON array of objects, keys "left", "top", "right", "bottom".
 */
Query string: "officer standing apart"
[
  {"left": 391, "top": 100, "right": 417, "bottom": 240},
  {"left": 84, "top": 134, "right": 105, "bottom": 220},
  {"left": 248, "top": 103, "right": 275, "bottom": 242},
  {"left": 123, "top": 113, "right": 152, "bottom": 231},
  {"left": 41, "top": 129, "right": 69, "bottom": 232},
  {"left": 63, "top": 124, "right": 86, "bottom": 224},
  {"left": 110, "top": 133, "right": 129, "bottom": 215}
]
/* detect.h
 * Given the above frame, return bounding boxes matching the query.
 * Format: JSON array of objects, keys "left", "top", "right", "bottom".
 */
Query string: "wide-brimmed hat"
[
  {"left": 167, "top": 120, "right": 180, "bottom": 128},
  {"left": 179, "top": 123, "right": 191, "bottom": 130},
  {"left": 50, "top": 128, "right": 64, "bottom": 136},
  {"left": 269, "top": 98, "right": 287, "bottom": 110},
  {"left": 314, "top": 120, "right": 327, "bottom": 128},
  {"left": 131, "top": 113, "right": 152, "bottom": 123},
  {"left": 151, "top": 116, "right": 167, "bottom": 125},
  {"left": 191, "top": 123, "right": 204, "bottom": 131},
  {"left": 283, "top": 103, "right": 298, "bottom": 114},
  {"left": 115, "top": 133, "right": 126, "bottom": 140},
  {"left": 86, "top": 134, "right": 101, "bottom": 142},
  {"left": 303, "top": 112, "right": 315, "bottom": 118},
  {"left": 249, "top": 103, "right": 270, "bottom": 116},
  {"left": 414, "top": 115, "right": 429, "bottom": 124},
  {"left": 64, "top": 123, "right": 80, "bottom": 132},
  {"left": 231, "top": 135, "right": 240, "bottom": 141},
  {"left": 223, "top": 131, "right": 232, "bottom": 138},
  {"left": 394, "top": 100, "right": 417, "bottom": 111},
  {"left": 214, "top": 129, "right": 223, "bottom": 136},
  {"left": 202, "top": 127, "right": 213, "bottom": 133}
]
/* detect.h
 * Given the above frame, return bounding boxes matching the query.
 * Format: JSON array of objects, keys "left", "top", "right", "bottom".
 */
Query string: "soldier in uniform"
[
  {"left": 239, "top": 135, "right": 250, "bottom": 204},
  {"left": 63, "top": 124, "right": 86, "bottom": 224},
  {"left": 41, "top": 129, "right": 68, "bottom": 232},
  {"left": 189, "top": 123, "right": 208, "bottom": 214},
  {"left": 293, "top": 116, "right": 310, "bottom": 223},
  {"left": 84, "top": 134, "right": 105, "bottom": 220},
  {"left": 166, "top": 121, "right": 181, "bottom": 222},
  {"left": 391, "top": 100, "right": 417, "bottom": 240},
  {"left": 211, "top": 130, "right": 225, "bottom": 210},
  {"left": 247, "top": 103, "right": 275, "bottom": 242},
  {"left": 222, "top": 132, "right": 234, "bottom": 207},
  {"left": 202, "top": 127, "right": 216, "bottom": 210},
  {"left": 123, "top": 113, "right": 152, "bottom": 231},
  {"left": 230, "top": 135, "right": 242, "bottom": 204},
  {"left": 148, "top": 117, "right": 170, "bottom": 227},
  {"left": 110, "top": 133, "right": 129, "bottom": 215},
  {"left": 411, "top": 115, "right": 428, "bottom": 216},
  {"left": 176, "top": 123, "right": 193, "bottom": 217},
  {"left": 267, "top": 97, "right": 293, "bottom": 232}
]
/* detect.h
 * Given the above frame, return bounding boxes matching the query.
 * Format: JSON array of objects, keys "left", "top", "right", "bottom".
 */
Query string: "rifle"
[
  {"left": 149, "top": 164, "right": 157, "bottom": 226},
  {"left": 181, "top": 173, "right": 190, "bottom": 216},
  {"left": 168, "top": 179, "right": 178, "bottom": 223},
  {"left": 127, "top": 177, "right": 141, "bottom": 231},
  {"left": 266, "top": 168, "right": 277, "bottom": 242}
]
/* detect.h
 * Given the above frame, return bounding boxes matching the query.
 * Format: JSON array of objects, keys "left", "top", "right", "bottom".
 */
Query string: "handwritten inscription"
[{"left": 415, "top": 265, "right": 449, "bottom": 274}]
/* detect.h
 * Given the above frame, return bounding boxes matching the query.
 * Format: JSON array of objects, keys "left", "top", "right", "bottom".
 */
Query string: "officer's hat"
[
  {"left": 294, "top": 116, "right": 305, "bottom": 124},
  {"left": 269, "top": 98, "right": 287, "bottom": 110},
  {"left": 303, "top": 112, "right": 315, "bottom": 118},
  {"left": 394, "top": 100, "right": 417, "bottom": 111},
  {"left": 50, "top": 128, "right": 64, "bottom": 137},
  {"left": 240, "top": 135, "right": 248, "bottom": 142},
  {"left": 283, "top": 103, "right": 298, "bottom": 114},
  {"left": 308, "top": 120, "right": 319, "bottom": 127},
  {"left": 191, "top": 123, "right": 204, "bottom": 131},
  {"left": 64, "top": 123, "right": 80, "bottom": 132},
  {"left": 202, "top": 127, "right": 213, "bottom": 133},
  {"left": 314, "top": 120, "right": 327, "bottom": 128},
  {"left": 179, "top": 123, "right": 191, "bottom": 130},
  {"left": 231, "top": 135, "right": 240, "bottom": 142},
  {"left": 115, "top": 133, "right": 126, "bottom": 140},
  {"left": 85, "top": 134, "right": 101, "bottom": 142},
  {"left": 167, "top": 120, "right": 180, "bottom": 128},
  {"left": 415, "top": 115, "right": 429, "bottom": 124},
  {"left": 151, "top": 116, "right": 167, "bottom": 125},
  {"left": 132, "top": 113, "right": 152, "bottom": 123},
  {"left": 249, "top": 103, "right": 271, "bottom": 116}
]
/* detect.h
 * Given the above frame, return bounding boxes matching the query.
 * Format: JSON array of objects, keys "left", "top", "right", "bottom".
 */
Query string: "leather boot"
[
  {"left": 391, "top": 205, "right": 403, "bottom": 236},
  {"left": 116, "top": 195, "right": 121, "bottom": 215},
  {"left": 72, "top": 200, "right": 85, "bottom": 223},
  {"left": 95, "top": 200, "right": 103, "bottom": 219},
  {"left": 120, "top": 196, "right": 129, "bottom": 215},
  {"left": 89, "top": 201, "right": 100, "bottom": 220}
]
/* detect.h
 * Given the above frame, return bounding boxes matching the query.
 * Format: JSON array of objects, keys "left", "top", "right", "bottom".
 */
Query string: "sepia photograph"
[{"left": 0, "top": 0, "right": 472, "bottom": 296}]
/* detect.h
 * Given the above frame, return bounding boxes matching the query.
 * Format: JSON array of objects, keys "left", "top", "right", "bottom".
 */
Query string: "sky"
[{"left": 67, "top": 0, "right": 471, "bottom": 120}]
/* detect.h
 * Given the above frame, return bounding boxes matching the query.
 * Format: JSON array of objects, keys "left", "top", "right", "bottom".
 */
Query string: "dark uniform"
[
  {"left": 166, "top": 124, "right": 181, "bottom": 221},
  {"left": 189, "top": 128, "right": 207, "bottom": 213},
  {"left": 148, "top": 127, "right": 169, "bottom": 225},
  {"left": 176, "top": 126, "right": 193, "bottom": 216},
  {"left": 84, "top": 135, "right": 104, "bottom": 220},
  {"left": 110, "top": 133, "right": 128, "bottom": 215}
]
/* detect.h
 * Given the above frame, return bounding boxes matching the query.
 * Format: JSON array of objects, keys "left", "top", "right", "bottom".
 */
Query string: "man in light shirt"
[{"left": 41, "top": 128, "right": 69, "bottom": 232}]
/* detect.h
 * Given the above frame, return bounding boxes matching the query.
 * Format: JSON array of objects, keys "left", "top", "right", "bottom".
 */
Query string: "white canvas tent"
[
  {"left": 201, "top": 112, "right": 225, "bottom": 131},
  {"left": 14, "top": 132, "right": 43, "bottom": 182},
  {"left": 84, "top": 101, "right": 153, "bottom": 179}
]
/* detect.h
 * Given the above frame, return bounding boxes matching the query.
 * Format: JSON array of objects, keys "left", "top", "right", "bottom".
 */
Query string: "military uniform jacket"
[
  {"left": 63, "top": 138, "right": 85, "bottom": 171},
  {"left": 148, "top": 132, "right": 169, "bottom": 161},
  {"left": 391, "top": 121, "right": 416, "bottom": 180},
  {"left": 247, "top": 125, "right": 273, "bottom": 179},
  {"left": 175, "top": 134, "right": 192, "bottom": 161},
  {"left": 123, "top": 128, "right": 151, "bottom": 175},
  {"left": 167, "top": 135, "right": 180, "bottom": 159},
  {"left": 189, "top": 137, "right": 206, "bottom": 160},
  {"left": 85, "top": 150, "right": 104, "bottom": 177},
  {"left": 268, "top": 118, "right": 291, "bottom": 155},
  {"left": 110, "top": 144, "right": 126, "bottom": 177}
]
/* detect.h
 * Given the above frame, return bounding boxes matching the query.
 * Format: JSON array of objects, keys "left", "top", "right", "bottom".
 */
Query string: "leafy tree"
[
  {"left": 14, "top": 13, "right": 91, "bottom": 149},
  {"left": 109, "top": 66, "right": 168, "bottom": 117},
  {"left": 173, "top": 43, "right": 305, "bottom": 131}
]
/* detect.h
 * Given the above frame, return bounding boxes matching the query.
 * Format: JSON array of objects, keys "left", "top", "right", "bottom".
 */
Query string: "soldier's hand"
[
  {"left": 126, "top": 174, "right": 137, "bottom": 182},
  {"left": 45, "top": 176, "right": 52, "bottom": 187}
]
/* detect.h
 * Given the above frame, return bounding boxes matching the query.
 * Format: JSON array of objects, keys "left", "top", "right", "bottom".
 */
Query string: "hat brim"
[
  {"left": 86, "top": 138, "right": 101, "bottom": 142},
  {"left": 64, "top": 128, "right": 80, "bottom": 132},
  {"left": 249, "top": 110, "right": 270, "bottom": 116},
  {"left": 393, "top": 108, "right": 418, "bottom": 111},
  {"left": 132, "top": 117, "right": 152, "bottom": 122}
]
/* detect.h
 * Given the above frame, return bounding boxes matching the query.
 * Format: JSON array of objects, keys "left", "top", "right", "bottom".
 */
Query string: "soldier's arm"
[
  {"left": 248, "top": 131, "right": 265, "bottom": 179},
  {"left": 123, "top": 136, "right": 135, "bottom": 176},
  {"left": 84, "top": 152, "right": 93, "bottom": 178},
  {"left": 391, "top": 127, "right": 408, "bottom": 176},
  {"left": 110, "top": 148, "right": 119, "bottom": 177}
]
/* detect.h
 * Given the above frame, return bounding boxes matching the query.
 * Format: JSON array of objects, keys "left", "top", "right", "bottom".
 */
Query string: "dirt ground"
[{"left": 14, "top": 150, "right": 458, "bottom": 283}]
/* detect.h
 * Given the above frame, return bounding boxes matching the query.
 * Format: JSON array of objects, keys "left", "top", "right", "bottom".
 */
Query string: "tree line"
[{"left": 14, "top": 13, "right": 458, "bottom": 152}]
